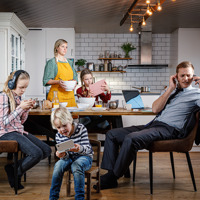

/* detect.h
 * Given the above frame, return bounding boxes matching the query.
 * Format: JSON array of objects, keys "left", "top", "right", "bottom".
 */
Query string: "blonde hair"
[
  {"left": 3, "top": 71, "right": 30, "bottom": 112},
  {"left": 54, "top": 39, "right": 68, "bottom": 57},
  {"left": 51, "top": 107, "right": 73, "bottom": 129}
]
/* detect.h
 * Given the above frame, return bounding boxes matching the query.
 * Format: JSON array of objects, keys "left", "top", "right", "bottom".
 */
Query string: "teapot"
[{"left": 108, "top": 100, "right": 119, "bottom": 109}]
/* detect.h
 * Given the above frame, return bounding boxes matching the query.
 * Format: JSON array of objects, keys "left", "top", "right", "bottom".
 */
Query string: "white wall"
[{"left": 178, "top": 28, "right": 200, "bottom": 73}]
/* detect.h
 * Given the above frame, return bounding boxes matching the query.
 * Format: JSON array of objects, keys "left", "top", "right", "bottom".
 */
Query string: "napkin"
[{"left": 89, "top": 79, "right": 106, "bottom": 97}]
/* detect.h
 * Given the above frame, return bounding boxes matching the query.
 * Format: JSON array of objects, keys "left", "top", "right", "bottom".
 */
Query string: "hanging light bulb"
[
  {"left": 142, "top": 16, "right": 146, "bottom": 26},
  {"left": 149, "top": 8, "right": 153, "bottom": 15},
  {"left": 157, "top": 0, "right": 162, "bottom": 11},
  {"left": 146, "top": 4, "right": 150, "bottom": 14},
  {"left": 146, "top": 0, "right": 150, "bottom": 4},
  {"left": 129, "top": 24, "right": 134, "bottom": 32}
]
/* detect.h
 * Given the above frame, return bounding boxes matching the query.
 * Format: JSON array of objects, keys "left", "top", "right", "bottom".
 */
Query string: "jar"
[
  {"left": 95, "top": 64, "right": 99, "bottom": 71},
  {"left": 99, "top": 64, "right": 104, "bottom": 71}
]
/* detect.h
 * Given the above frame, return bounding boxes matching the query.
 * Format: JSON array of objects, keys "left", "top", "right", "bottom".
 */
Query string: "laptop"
[{"left": 122, "top": 90, "right": 144, "bottom": 109}]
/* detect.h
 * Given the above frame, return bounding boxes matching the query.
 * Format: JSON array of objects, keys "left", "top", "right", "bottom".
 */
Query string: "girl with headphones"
[{"left": 0, "top": 70, "right": 51, "bottom": 190}]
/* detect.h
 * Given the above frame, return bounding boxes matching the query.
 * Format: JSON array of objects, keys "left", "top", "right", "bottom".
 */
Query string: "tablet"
[
  {"left": 56, "top": 140, "right": 74, "bottom": 153},
  {"left": 89, "top": 79, "right": 106, "bottom": 97}
]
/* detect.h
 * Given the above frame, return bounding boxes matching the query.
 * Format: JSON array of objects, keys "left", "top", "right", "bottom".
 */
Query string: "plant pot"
[{"left": 124, "top": 52, "right": 130, "bottom": 58}]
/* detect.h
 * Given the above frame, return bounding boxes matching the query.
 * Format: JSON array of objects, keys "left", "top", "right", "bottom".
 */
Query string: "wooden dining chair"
[
  {"left": 0, "top": 140, "right": 19, "bottom": 194},
  {"left": 66, "top": 139, "right": 101, "bottom": 200},
  {"left": 133, "top": 112, "right": 199, "bottom": 194}
]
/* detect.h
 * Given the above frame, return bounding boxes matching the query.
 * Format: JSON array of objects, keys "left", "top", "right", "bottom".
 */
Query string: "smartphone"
[{"left": 56, "top": 140, "right": 74, "bottom": 153}]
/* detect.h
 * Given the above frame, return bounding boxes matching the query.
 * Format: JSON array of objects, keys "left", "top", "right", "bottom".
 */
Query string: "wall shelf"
[
  {"left": 77, "top": 71, "right": 126, "bottom": 73},
  {"left": 98, "top": 58, "right": 132, "bottom": 60}
]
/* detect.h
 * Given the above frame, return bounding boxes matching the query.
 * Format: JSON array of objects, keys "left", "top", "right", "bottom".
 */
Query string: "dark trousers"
[{"left": 101, "top": 121, "right": 178, "bottom": 178}]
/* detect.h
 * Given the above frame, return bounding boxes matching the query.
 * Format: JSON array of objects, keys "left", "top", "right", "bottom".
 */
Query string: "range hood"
[
  {"left": 140, "top": 31, "right": 152, "bottom": 64},
  {"left": 128, "top": 31, "right": 168, "bottom": 68}
]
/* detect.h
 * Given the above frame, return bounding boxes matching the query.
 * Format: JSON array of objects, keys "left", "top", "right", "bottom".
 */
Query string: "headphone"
[{"left": 8, "top": 70, "right": 26, "bottom": 90}]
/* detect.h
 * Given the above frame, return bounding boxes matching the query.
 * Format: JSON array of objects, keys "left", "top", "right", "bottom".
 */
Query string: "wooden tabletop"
[{"left": 29, "top": 107, "right": 155, "bottom": 116}]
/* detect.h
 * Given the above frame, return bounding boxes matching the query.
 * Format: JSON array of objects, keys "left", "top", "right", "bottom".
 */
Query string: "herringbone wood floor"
[{"left": 1, "top": 150, "right": 200, "bottom": 200}]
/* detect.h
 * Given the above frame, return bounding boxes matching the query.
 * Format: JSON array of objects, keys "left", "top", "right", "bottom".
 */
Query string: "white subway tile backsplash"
[{"left": 75, "top": 33, "right": 170, "bottom": 93}]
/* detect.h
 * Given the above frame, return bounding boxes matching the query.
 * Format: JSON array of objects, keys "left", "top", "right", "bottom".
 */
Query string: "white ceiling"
[{"left": 0, "top": 0, "right": 200, "bottom": 33}]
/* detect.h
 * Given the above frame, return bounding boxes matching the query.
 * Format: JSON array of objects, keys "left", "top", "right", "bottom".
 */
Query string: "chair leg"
[
  {"left": 149, "top": 152, "right": 153, "bottom": 195},
  {"left": 185, "top": 152, "right": 197, "bottom": 191},
  {"left": 86, "top": 174, "right": 91, "bottom": 200},
  {"left": 170, "top": 152, "right": 175, "bottom": 179},
  {"left": 66, "top": 171, "right": 71, "bottom": 197},
  {"left": 133, "top": 151, "right": 137, "bottom": 182},
  {"left": 14, "top": 152, "right": 18, "bottom": 195},
  {"left": 96, "top": 171, "right": 100, "bottom": 193}
]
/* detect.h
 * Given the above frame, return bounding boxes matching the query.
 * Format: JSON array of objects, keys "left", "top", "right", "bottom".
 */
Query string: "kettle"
[{"left": 109, "top": 100, "right": 119, "bottom": 109}]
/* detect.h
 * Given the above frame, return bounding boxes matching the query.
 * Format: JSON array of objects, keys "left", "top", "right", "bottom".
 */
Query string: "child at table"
[
  {"left": 76, "top": 68, "right": 111, "bottom": 130},
  {"left": 49, "top": 107, "right": 93, "bottom": 200},
  {"left": 0, "top": 70, "right": 51, "bottom": 189}
]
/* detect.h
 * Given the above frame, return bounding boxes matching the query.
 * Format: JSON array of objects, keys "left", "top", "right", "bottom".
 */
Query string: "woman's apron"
[{"left": 47, "top": 61, "right": 76, "bottom": 107}]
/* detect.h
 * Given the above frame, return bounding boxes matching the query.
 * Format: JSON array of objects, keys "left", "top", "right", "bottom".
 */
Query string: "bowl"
[
  {"left": 79, "top": 97, "right": 95, "bottom": 108},
  {"left": 77, "top": 103, "right": 90, "bottom": 110},
  {"left": 63, "top": 80, "right": 76, "bottom": 91},
  {"left": 59, "top": 102, "right": 68, "bottom": 107}
]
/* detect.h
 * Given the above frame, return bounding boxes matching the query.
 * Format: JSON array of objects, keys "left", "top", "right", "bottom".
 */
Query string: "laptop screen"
[{"left": 122, "top": 90, "right": 144, "bottom": 109}]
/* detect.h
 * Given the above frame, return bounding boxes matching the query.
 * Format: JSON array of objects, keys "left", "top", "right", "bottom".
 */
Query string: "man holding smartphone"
[{"left": 99, "top": 61, "right": 200, "bottom": 189}]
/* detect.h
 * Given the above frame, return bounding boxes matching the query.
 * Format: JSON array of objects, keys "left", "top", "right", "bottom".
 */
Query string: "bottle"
[
  {"left": 108, "top": 61, "right": 112, "bottom": 71},
  {"left": 104, "top": 62, "right": 108, "bottom": 71},
  {"left": 52, "top": 91, "right": 59, "bottom": 108}
]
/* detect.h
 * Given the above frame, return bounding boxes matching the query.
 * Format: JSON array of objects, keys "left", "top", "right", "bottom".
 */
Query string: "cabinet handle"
[{"left": 71, "top": 49, "right": 73, "bottom": 56}]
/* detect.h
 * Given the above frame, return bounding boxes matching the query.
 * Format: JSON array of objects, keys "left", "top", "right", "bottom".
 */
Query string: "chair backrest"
[
  {"left": 149, "top": 112, "right": 199, "bottom": 153},
  {"left": 89, "top": 139, "right": 101, "bottom": 167}
]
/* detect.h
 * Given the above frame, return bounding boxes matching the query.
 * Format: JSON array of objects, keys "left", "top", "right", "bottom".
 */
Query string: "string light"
[
  {"left": 146, "top": 0, "right": 150, "bottom": 4},
  {"left": 142, "top": 17, "right": 146, "bottom": 26},
  {"left": 157, "top": 0, "right": 162, "bottom": 11},
  {"left": 129, "top": 24, "right": 134, "bottom": 32}
]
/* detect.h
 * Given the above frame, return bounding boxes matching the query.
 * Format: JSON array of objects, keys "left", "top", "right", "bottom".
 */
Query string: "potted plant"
[
  {"left": 121, "top": 42, "right": 136, "bottom": 58},
  {"left": 75, "top": 59, "right": 87, "bottom": 71}
]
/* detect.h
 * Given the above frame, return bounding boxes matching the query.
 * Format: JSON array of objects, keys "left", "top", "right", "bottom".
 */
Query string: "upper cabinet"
[{"left": 0, "top": 12, "right": 28, "bottom": 89}]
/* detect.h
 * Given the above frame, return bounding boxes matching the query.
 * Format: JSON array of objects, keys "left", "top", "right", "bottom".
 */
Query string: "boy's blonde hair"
[{"left": 51, "top": 107, "right": 73, "bottom": 129}]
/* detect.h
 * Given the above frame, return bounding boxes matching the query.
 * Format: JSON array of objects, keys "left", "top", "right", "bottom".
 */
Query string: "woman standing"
[
  {"left": 0, "top": 70, "right": 51, "bottom": 189},
  {"left": 43, "top": 39, "right": 78, "bottom": 106}
]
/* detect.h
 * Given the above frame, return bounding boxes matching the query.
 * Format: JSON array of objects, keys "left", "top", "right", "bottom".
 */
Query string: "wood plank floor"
[{"left": 1, "top": 150, "right": 200, "bottom": 200}]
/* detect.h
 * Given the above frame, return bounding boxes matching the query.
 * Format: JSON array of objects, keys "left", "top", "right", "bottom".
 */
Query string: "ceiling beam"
[
  {"left": 120, "top": 0, "right": 167, "bottom": 27},
  {"left": 120, "top": 0, "right": 139, "bottom": 26}
]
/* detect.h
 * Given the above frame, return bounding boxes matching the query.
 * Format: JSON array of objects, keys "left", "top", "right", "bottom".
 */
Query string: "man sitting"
[{"left": 100, "top": 61, "right": 200, "bottom": 189}]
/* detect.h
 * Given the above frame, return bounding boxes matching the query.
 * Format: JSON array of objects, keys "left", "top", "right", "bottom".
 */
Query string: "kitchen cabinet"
[
  {"left": 0, "top": 12, "right": 28, "bottom": 90},
  {"left": 25, "top": 29, "right": 46, "bottom": 99},
  {"left": 25, "top": 28, "right": 75, "bottom": 99}
]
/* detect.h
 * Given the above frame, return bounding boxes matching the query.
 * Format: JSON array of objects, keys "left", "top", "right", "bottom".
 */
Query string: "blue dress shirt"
[{"left": 155, "top": 85, "right": 200, "bottom": 131}]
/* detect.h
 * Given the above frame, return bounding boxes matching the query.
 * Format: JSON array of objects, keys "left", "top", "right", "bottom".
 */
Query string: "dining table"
[{"left": 29, "top": 107, "right": 155, "bottom": 129}]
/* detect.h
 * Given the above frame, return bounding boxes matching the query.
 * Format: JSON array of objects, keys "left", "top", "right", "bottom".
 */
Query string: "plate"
[{"left": 91, "top": 107, "right": 106, "bottom": 111}]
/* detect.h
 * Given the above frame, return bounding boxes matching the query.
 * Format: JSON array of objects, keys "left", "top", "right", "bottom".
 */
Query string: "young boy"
[{"left": 49, "top": 107, "right": 93, "bottom": 200}]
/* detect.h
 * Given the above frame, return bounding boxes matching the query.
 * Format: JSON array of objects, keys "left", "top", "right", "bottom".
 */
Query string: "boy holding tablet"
[{"left": 49, "top": 107, "right": 93, "bottom": 200}]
